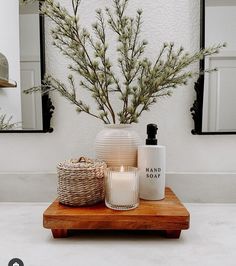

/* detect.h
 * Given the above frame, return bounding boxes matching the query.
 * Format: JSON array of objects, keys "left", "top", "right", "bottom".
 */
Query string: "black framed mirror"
[
  {"left": 191, "top": 0, "right": 236, "bottom": 135},
  {"left": 0, "top": 1, "right": 54, "bottom": 133}
]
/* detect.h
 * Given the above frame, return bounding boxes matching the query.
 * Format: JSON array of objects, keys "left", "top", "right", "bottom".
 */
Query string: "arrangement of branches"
[
  {"left": 23, "top": 0, "right": 225, "bottom": 124},
  {"left": 0, "top": 111, "right": 18, "bottom": 130}
]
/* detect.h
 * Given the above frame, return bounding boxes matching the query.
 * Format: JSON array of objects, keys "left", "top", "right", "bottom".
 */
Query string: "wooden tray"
[{"left": 43, "top": 187, "right": 190, "bottom": 239}]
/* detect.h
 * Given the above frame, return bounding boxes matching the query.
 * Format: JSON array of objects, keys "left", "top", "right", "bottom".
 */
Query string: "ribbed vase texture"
[{"left": 95, "top": 125, "right": 141, "bottom": 167}]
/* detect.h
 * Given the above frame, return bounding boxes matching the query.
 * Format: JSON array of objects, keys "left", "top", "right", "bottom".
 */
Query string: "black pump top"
[{"left": 146, "top": 124, "right": 158, "bottom": 145}]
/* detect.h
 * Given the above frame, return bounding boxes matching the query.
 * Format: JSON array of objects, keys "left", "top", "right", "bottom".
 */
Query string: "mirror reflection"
[
  {"left": 202, "top": 0, "right": 236, "bottom": 133},
  {"left": 0, "top": 1, "right": 44, "bottom": 131}
]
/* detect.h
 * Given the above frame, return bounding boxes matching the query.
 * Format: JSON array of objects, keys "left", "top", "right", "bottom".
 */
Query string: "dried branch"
[{"left": 23, "top": 0, "right": 225, "bottom": 124}]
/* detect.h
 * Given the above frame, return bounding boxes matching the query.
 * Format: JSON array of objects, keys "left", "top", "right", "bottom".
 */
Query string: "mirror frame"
[
  {"left": 191, "top": 0, "right": 236, "bottom": 135},
  {"left": 0, "top": 7, "right": 54, "bottom": 133}
]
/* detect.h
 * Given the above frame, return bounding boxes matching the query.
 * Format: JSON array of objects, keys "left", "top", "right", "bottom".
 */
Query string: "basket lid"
[{"left": 57, "top": 157, "right": 106, "bottom": 170}]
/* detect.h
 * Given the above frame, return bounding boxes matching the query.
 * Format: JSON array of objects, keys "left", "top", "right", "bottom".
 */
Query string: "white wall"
[
  {"left": 0, "top": 0, "right": 236, "bottom": 179},
  {"left": 0, "top": 0, "right": 21, "bottom": 124}
]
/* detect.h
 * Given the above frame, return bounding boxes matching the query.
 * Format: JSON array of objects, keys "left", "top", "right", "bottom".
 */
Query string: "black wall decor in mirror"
[
  {"left": 191, "top": 0, "right": 236, "bottom": 135},
  {"left": 0, "top": 1, "right": 54, "bottom": 133}
]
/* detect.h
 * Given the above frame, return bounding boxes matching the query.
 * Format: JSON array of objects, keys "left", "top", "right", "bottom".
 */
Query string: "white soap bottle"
[{"left": 138, "top": 124, "right": 166, "bottom": 200}]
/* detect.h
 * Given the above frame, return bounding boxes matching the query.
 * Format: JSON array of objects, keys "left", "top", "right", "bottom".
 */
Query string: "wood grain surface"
[
  {"left": 0, "top": 79, "right": 17, "bottom": 88},
  {"left": 43, "top": 187, "right": 190, "bottom": 238}
]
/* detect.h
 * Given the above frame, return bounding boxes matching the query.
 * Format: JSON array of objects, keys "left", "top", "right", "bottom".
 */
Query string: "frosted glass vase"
[{"left": 95, "top": 125, "right": 141, "bottom": 167}]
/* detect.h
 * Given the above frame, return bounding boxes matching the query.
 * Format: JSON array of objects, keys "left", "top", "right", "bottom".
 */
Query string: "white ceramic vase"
[{"left": 95, "top": 124, "right": 141, "bottom": 167}]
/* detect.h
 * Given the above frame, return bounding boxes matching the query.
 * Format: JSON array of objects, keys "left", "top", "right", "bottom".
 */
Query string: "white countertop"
[{"left": 0, "top": 203, "right": 235, "bottom": 266}]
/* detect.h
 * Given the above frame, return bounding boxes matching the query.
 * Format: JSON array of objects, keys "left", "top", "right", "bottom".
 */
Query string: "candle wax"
[{"left": 109, "top": 171, "right": 137, "bottom": 206}]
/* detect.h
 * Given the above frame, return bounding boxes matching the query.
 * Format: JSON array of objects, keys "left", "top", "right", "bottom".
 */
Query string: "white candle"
[{"left": 109, "top": 170, "right": 137, "bottom": 206}]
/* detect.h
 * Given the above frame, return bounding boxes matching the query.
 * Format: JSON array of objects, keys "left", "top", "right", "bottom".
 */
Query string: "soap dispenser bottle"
[{"left": 138, "top": 124, "right": 166, "bottom": 200}]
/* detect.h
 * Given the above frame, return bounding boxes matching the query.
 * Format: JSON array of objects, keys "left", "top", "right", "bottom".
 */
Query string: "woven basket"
[{"left": 57, "top": 157, "right": 107, "bottom": 207}]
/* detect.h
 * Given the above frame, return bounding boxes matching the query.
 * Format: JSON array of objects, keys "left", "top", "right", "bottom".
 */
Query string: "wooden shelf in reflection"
[{"left": 0, "top": 78, "right": 17, "bottom": 88}]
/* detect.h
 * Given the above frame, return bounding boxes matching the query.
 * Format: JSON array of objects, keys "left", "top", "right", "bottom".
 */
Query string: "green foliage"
[{"left": 24, "top": 0, "right": 225, "bottom": 124}]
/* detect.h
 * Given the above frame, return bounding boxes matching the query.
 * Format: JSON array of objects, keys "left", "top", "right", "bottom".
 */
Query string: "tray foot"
[
  {"left": 52, "top": 229, "right": 68, "bottom": 238},
  {"left": 163, "top": 230, "right": 181, "bottom": 239}
]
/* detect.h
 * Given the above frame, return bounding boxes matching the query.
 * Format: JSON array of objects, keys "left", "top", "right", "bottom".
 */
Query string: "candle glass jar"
[{"left": 105, "top": 166, "right": 139, "bottom": 210}]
